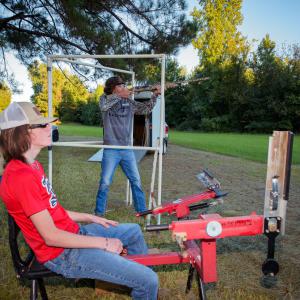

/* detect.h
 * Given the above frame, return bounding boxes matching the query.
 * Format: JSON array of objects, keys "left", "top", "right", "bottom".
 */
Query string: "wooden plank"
[{"left": 263, "top": 131, "right": 293, "bottom": 234}]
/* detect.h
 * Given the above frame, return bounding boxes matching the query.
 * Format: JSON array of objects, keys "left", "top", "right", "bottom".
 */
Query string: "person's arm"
[
  {"left": 30, "top": 210, "right": 123, "bottom": 253},
  {"left": 66, "top": 210, "right": 118, "bottom": 228},
  {"left": 99, "top": 94, "right": 120, "bottom": 112},
  {"left": 129, "top": 86, "right": 161, "bottom": 115}
]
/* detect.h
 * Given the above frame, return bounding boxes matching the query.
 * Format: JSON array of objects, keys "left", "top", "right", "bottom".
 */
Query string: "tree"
[
  {"left": 0, "top": 0, "right": 196, "bottom": 84},
  {"left": 140, "top": 57, "right": 186, "bottom": 85},
  {"left": 184, "top": 0, "right": 251, "bottom": 131},
  {"left": 28, "top": 61, "right": 90, "bottom": 117},
  {"left": 0, "top": 82, "right": 11, "bottom": 111},
  {"left": 246, "top": 35, "right": 300, "bottom": 132},
  {"left": 191, "top": 0, "right": 249, "bottom": 67}
]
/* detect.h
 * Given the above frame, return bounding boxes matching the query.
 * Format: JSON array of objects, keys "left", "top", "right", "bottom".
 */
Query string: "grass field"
[
  {"left": 171, "top": 130, "right": 300, "bottom": 164},
  {"left": 59, "top": 123, "right": 103, "bottom": 138},
  {"left": 58, "top": 123, "right": 299, "bottom": 164}
]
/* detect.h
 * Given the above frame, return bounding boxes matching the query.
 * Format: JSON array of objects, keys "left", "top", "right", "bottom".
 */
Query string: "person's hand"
[
  {"left": 90, "top": 215, "right": 119, "bottom": 228},
  {"left": 104, "top": 238, "right": 123, "bottom": 254},
  {"left": 152, "top": 85, "right": 161, "bottom": 96}
]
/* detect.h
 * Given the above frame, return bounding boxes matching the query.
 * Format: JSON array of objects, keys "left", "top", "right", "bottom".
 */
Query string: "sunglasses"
[{"left": 29, "top": 123, "right": 49, "bottom": 129}]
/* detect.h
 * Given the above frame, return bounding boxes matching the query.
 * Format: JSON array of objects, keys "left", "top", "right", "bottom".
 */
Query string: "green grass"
[
  {"left": 59, "top": 123, "right": 103, "bottom": 137},
  {"left": 170, "top": 131, "right": 300, "bottom": 164},
  {"left": 58, "top": 123, "right": 299, "bottom": 164}
]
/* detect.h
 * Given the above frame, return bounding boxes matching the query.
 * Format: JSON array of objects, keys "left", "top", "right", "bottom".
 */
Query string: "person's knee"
[
  {"left": 146, "top": 270, "right": 159, "bottom": 292},
  {"left": 99, "top": 181, "right": 110, "bottom": 190},
  {"left": 129, "top": 223, "right": 143, "bottom": 236}
]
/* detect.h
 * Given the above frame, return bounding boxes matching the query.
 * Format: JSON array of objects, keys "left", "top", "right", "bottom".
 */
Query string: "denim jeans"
[
  {"left": 95, "top": 149, "right": 147, "bottom": 215},
  {"left": 44, "top": 223, "right": 158, "bottom": 300}
]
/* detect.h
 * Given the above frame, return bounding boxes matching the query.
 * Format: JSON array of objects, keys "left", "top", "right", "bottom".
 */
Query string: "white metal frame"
[{"left": 47, "top": 54, "right": 166, "bottom": 224}]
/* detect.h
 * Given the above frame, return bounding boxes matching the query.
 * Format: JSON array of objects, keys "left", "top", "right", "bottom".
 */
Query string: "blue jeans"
[
  {"left": 95, "top": 149, "right": 147, "bottom": 215},
  {"left": 44, "top": 223, "right": 158, "bottom": 300}
]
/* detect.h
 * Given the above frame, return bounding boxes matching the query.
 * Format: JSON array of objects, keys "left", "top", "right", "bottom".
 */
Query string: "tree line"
[
  {"left": 166, "top": 36, "right": 300, "bottom": 133},
  {"left": 1, "top": 35, "right": 299, "bottom": 132},
  {"left": 1, "top": 0, "right": 299, "bottom": 132}
]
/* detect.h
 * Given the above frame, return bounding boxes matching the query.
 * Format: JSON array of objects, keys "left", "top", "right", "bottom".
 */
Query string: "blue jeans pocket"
[{"left": 44, "top": 248, "right": 80, "bottom": 277}]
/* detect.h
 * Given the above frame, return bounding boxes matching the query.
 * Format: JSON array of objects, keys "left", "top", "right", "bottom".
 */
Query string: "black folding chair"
[{"left": 8, "top": 214, "right": 59, "bottom": 300}]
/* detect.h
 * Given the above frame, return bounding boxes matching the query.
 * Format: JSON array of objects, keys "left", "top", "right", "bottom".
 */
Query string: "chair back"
[{"left": 8, "top": 214, "right": 34, "bottom": 277}]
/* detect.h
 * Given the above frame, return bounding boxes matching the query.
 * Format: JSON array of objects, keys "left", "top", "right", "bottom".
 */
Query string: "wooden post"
[{"left": 263, "top": 131, "right": 293, "bottom": 235}]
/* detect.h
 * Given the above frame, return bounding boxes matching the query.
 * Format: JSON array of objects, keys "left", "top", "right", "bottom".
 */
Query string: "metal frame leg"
[
  {"left": 30, "top": 279, "right": 38, "bottom": 300},
  {"left": 185, "top": 265, "right": 195, "bottom": 293},
  {"left": 38, "top": 278, "right": 49, "bottom": 300},
  {"left": 185, "top": 265, "right": 207, "bottom": 300},
  {"left": 196, "top": 272, "right": 206, "bottom": 300}
]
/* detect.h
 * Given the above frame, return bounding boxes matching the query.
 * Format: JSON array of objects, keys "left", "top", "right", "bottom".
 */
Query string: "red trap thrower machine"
[{"left": 126, "top": 131, "right": 293, "bottom": 300}]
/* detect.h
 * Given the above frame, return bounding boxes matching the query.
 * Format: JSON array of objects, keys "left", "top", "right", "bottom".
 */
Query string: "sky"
[{"left": 5, "top": 0, "right": 300, "bottom": 102}]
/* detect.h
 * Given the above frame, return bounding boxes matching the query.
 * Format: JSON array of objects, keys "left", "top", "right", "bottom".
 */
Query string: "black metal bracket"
[
  {"left": 262, "top": 217, "right": 281, "bottom": 278},
  {"left": 185, "top": 265, "right": 207, "bottom": 300}
]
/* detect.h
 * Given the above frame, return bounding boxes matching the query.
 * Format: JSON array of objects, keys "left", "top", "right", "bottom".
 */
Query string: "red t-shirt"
[{"left": 0, "top": 159, "right": 79, "bottom": 263}]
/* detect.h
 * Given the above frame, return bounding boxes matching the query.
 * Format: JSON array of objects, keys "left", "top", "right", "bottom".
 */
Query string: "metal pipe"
[
  {"left": 57, "top": 58, "right": 134, "bottom": 75},
  {"left": 157, "top": 54, "right": 166, "bottom": 224},
  {"left": 126, "top": 70, "right": 136, "bottom": 206},
  {"left": 53, "top": 142, "right": 159, "bottom": 151},
  {"left": 47, "top": 58, "right": 53, "bottom": 184},
  {"left": 49, "top": 54, "right": 165, "bottom": 60},
  {"left": 146, "top": 224, "right": 170, "bottom": 231}
]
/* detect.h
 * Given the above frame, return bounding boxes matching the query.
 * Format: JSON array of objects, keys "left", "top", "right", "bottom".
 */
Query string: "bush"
[
  {"left": 79, "top": 99, "right": 102, "bottom": 126},
  {"left": 200, "top": 115, "right": 232, "bottom": 132},
  {"left": 244, "top": 121, "right": 274, "bottom": 133},
  {"left": 176, "top": 119, "right": 201, "bottom": 131}
]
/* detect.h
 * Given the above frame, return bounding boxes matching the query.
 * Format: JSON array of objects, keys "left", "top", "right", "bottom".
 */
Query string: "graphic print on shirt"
[
  {"left": 41, "top": 176, "right": 58, "bottom": 208},
  {"left": 108, "top": 101, "right": 130, "bottom": 118}
]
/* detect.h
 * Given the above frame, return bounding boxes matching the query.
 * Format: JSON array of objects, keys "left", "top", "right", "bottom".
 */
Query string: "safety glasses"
[
  {"left": 116, "top": 83, "right": 125, "bottom": 88},
  {"left": 29, "top": 123, "right": 49, "bottom": 129}
]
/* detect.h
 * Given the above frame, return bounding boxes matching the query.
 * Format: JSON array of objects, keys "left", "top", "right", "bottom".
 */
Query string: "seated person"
[
  {"left": 0, "top": 102, "right": 158, "bottom": 300},
  {"left": 0, "top": 149, "right": 3, "bottom": 182}
]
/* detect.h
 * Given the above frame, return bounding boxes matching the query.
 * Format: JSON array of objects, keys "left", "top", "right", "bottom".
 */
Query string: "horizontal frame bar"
[
  {"left": 49, "top": 54, "right": 165, "bottom": 60},
  {"left": 53, "top": 142, "right": 158, "bottom": 151},
  {"left": 57, "top": 58, "right": 134, "bottom": 75}
]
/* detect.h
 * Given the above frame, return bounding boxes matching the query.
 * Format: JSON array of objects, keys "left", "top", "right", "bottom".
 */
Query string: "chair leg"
[
  {"left": 37, "top": 278, "right": 49, "bottom": 300},
  {"left": 30, "top": 279, "right": 38, "bottom": 300}
]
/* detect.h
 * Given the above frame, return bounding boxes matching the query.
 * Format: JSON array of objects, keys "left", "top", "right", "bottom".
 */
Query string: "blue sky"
[
  {"left": 240, "top": 0, "right": 300, "bottom": 45},
  {"left": 7, "top": 0, "right": 300, "bottom": 101}
]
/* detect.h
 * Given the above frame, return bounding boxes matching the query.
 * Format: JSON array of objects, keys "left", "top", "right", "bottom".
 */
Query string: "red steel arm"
[
  {"left": 137, "top": 190, "right": 217, "bottom": 218},
  {"left": 170, "top": 212, "right": 264, "bottom": 240}
]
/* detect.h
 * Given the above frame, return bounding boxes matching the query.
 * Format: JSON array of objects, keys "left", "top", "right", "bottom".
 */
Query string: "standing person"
[
  {"left": 0, "top": 102, "right": 158, "bottom": 300},
  {"left": 95, "top": 76, "right": 160, "bottom": 216}
]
